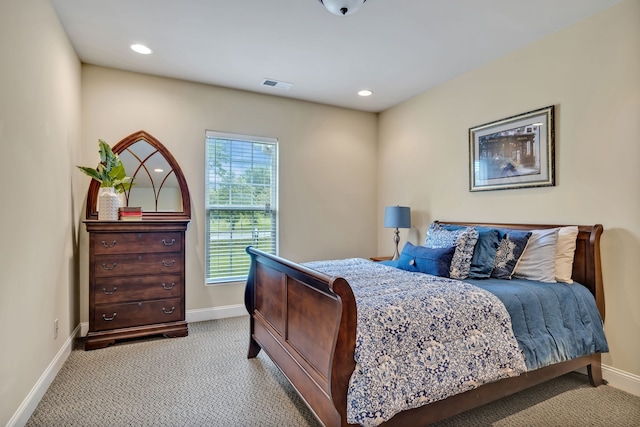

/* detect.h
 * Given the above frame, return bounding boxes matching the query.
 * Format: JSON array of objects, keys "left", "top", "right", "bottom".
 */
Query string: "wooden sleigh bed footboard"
[
  {"left": 244, "top": 222, "right": 606, "bottom": 427},
  {"left": 244, "top": 247, "right": 357, "bottom": 425}
]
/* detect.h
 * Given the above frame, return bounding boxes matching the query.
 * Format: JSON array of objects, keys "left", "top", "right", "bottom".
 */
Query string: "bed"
[{"left": 243, "top": 221, "right": 607, "bottom": 426}]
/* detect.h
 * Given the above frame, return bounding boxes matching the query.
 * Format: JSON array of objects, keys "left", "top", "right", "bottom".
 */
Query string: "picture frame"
[{"left": 469, "top": 105, "right": 555, "bottom": 192}]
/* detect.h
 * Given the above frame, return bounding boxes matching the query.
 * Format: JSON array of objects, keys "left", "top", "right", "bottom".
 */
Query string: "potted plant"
[{"left": 78, "top": 140, "right": 131, "bottom": 220}]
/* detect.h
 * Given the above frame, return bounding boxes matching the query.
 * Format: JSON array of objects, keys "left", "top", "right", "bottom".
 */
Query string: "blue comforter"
[{"left": 465, "top": 277, "right": 609, "bottom": 370}]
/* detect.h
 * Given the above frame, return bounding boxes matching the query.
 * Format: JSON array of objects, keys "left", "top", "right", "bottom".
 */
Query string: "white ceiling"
[{"left": 51, "top": 0, "right": 621, "bottom": 113}]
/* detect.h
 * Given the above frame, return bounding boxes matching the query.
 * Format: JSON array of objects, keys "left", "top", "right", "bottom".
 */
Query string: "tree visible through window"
[{"left": 205, "top": 131, "right": 278, "bottom": 283}]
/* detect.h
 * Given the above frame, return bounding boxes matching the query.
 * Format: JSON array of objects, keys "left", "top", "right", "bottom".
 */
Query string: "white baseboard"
[
  {"left": 186, "top": 304, "right": 248, "bottom": 322},
  {"left": 7, "top": 324, "right": 81, "bottom": 427},
  {"left": 574, "top": 364, "right": 640, "bottom": 397},
  {"left": 80, "top": 321, "right": 89, "bottom": 337},
  {"left": 602, "top": 364, "right": 640, "bottom": 396}
]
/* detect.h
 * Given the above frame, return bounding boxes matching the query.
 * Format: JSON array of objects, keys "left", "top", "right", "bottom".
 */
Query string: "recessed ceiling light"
[
  {"left": 154, "top": 168, "right": 164, "bottom": 173},
  {"left": 358, "top": 90, "right": 373, "bottom": 97},
  {"left": 130, "top": 44, "right": 152, "bottom": 55}
]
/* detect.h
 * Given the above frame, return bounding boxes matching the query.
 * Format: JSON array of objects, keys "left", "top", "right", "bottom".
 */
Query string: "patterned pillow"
[
  {"left": 491, "top": 230, "right": 532, "bottom": 279},
  {"left": 425, "top": 223, "right": 479, "bottom": 279}
]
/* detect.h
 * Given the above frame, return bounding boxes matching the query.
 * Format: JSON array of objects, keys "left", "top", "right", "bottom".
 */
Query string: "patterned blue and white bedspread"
[{"left": 304, "top": 258, "right": 527, "bottom": 427}]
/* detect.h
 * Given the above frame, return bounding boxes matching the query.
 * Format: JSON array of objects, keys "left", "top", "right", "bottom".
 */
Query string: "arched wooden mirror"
[{"left": 86, "top": 130, "right": 191, "bottom": 220}]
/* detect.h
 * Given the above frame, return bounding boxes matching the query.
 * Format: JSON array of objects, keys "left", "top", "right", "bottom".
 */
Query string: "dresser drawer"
[
  {"left": 94, "top": 274, "right": 182, "bottom": 304},
  {"left": 92, "top": 232, "right": 182, "bottom": 255},
  {"left": 94, "top": 252, "right": 182, "bottom": 278},
  {"left": 93, "top": 298, "right": 183, "bottom": 331}
]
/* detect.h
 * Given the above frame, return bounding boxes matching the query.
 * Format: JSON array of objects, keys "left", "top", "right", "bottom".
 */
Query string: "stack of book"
[{"left": 119, "top": 206, "right": 143, "bottom": 221}]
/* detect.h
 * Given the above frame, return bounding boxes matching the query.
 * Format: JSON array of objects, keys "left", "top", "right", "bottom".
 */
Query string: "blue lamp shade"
[{"left": 384, "top": 206, "right": 411, "bottom": 229}]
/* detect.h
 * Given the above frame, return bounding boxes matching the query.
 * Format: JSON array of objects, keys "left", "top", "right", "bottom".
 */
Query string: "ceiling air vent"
[{"left": 262, "top": 79, "right": 293, "bottom": 90}]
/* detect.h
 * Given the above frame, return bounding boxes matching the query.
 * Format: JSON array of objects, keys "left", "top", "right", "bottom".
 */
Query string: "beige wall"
[
  {"left": 80, "top": 66, "right": 378, "bottom": 319},
  {"left": 378, "top": 0, "right": 640, "bottom": 376},
  {"left": 0, "top": 0, "right": 82, "bottom": 425}
]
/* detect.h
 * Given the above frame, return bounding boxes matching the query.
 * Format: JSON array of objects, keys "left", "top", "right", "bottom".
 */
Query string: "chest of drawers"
[{"left": 84, "top": 220, "right": 189, "bottom": 350}]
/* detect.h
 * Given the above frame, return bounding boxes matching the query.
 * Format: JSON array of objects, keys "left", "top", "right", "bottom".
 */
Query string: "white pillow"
[
  {"left": 513, "top": 228, "right": 559, "bottom": 283},
  {"left": 555, "top": 226, "right": 579, "bottom": 284}
]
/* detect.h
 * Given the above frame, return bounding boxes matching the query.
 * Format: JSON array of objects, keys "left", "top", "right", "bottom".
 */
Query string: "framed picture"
[{"left": 469, "top": 105, "right": 555, "bottom": 192}]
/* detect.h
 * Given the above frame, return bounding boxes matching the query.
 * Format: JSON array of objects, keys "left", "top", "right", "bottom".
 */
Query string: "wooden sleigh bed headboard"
[{"left": 244, "top": 222, "right": 605, "bottom": 427}]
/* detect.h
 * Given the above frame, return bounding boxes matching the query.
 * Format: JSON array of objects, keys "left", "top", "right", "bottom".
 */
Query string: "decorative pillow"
[
  {"left": 513, "top": 228, "right": 560, "bottom": 282},
  {"left": 425, "top": 223, "right": 479, "bottom": 279},
  {"left": 441, "top": 225, "right": 502, "bottom": 279},
  {"left": 491, "top": 230, "right": 532, "bottom": 280},
  {"left": 555, "top": 226, "right": 579, "bottom": 284},
  {"left": 396, "top": 242, "right": 456, "bottom": 277}
]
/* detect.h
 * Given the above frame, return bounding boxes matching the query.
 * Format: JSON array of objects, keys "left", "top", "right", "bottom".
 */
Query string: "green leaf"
[
  {"left": 76, "top": 166, "right": 103, "bottom": 182},
  {"left": 98, "top": 140, "right": 108, "bottom": 165},
  {"left": 112, "top": 176, "right": 132, "bottom": 193},
  {"left": 110, "top": 162, "right": 126, "bottom": 180}
]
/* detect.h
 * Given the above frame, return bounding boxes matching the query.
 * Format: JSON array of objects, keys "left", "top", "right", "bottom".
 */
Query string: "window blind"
[{"left": 205, "top": 131, "right": 278, "bottom": 283}]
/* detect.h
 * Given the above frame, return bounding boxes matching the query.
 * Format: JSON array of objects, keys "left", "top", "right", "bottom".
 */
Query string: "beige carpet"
[{"left": 27, "top": 316, "right": 640, "bottom": 426}]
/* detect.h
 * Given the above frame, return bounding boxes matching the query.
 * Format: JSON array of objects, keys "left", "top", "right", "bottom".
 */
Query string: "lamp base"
[{"left": 391, "top": 228, "right": 401, "bottom": 260}]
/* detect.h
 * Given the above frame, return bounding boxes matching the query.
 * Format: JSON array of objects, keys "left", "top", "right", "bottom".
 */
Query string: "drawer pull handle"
[
  {"left": 101, "top": 263, "right": 117, "bottom": 270},
  {"left": 162, "top": 306, "right": 176, "bottom": 314},
  {"left": 102, "top": 287, "right": 117, "bottom": 295},
  {"left": 102, "top": 313, "right": 117, "bottom": 321},
  {"left": 162, "top": 238, "right": 176, "bottom": 246},
  {"left": 162, "top": 282, "right": 176, "bottom": 290},
  {"left": 101, "top": 240, "right": 117, "bottom": 248},
  {"left": 162, "top": 260, "right": 176, "bottom": 267}
]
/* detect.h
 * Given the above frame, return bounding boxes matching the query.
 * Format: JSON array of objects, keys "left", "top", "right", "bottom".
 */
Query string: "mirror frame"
[{"left": 85, "top": 130, "right": 191, "bottom": 220}]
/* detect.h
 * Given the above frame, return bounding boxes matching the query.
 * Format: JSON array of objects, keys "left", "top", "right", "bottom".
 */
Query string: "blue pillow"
[
  {"left": 469, "top": 227, "right": 502, "bottom": 278},
  {"left": 441, "top": 225, "right": 501, "bottom": 279},
  {"left": 396, "top": 242, "right": 456, "bottom": 277},
  {"left": 379, "top": 259, "right": 400, "bottom": 267},
  {"left": 490, "top": 229, "right": 532, "bottom": 279}
]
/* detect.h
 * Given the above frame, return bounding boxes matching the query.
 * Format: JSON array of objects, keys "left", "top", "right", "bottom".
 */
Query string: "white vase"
[{"left": 98, "top": 187, "right": 120, "bottom": 221}]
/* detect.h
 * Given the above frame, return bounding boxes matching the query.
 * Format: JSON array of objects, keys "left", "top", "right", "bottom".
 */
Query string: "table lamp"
[{"left": 384, "top": 205, "right": 411, "bottom": 260}]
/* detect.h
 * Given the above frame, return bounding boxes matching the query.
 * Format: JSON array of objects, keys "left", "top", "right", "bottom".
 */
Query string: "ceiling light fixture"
[
  {"left": 130, "top": 44, "right": 152, "bottom": 55},
  {"left": 318, "top": 0, "right": 367, "bottom": 16},
  {"left": 358, "top": 90, "right": 373, "bottom": 97}
]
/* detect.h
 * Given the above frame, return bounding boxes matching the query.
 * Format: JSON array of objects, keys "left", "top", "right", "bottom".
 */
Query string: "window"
[{"left": 205, "top": 131, "right": 278, "bottom": 283}]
